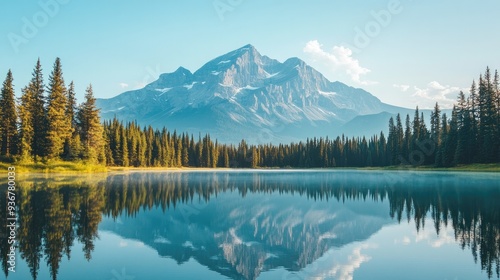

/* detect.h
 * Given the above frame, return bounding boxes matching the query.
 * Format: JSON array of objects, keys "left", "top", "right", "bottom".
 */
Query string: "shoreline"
[{"left": 1, "top": 161, "right": 499, "bottom": 175}]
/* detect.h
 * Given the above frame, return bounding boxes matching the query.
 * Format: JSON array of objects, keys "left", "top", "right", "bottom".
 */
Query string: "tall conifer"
[
  {"left": 46, "top": 58, "right": 72, "bottom": 159},
  {"left": 77, "top": 85, "right": 104, "bottom": 163},
  {"left": 0, "top": 70, "right": 18, "bottom": 157}
]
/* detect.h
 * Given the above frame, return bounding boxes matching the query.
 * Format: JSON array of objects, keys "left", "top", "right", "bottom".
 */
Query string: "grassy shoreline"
[
  {"left": 0, "top": 161, "right": 107, "bottom": 174},
  {"left": 1, "top": 161, "right": 499, "bottom": 174}
]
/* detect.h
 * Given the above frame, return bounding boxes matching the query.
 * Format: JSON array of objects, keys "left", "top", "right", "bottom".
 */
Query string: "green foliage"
[
  {"left": 30, "top": 59, "right": 49, "bottom": 161},
  {"left": 18, "top": 86, "right": 34, "bottom": 161},
  {"left": 46, "top": 58, "right": 72, "bottom": 159},
  {"left": 77, "top": 85, "right": 104, "bottom": 164},
  {"left": 0, "top": 70, "right": 18, "bottom": 157}
]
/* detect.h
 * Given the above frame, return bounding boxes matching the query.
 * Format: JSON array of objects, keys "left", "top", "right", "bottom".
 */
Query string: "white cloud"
[
  {"left": 415, "top": 229, "right": 432, "bottom": 243},
  {"left": 303, "top": 40, "right": 376, "bottom": 85},
  {"left": 430, "top": 230, "right": 455, "bottom": 248},
  {"left": 394, "top": 236, "right": 411, "bottom": 245},
  {"left": 410, "top": 81, "right": 466, "bottom": 109},
  {"left": 119, "top": 82, "right": 129, "bottom": 89},
  {"left": 414, "top": 224, "right": 456, "bottom": 248},
  {"left": 393, "top": 84, "right": 410, "bottom": 92},
  {"left": 311, "top": 244, "right": 377, "bottom": 280}
]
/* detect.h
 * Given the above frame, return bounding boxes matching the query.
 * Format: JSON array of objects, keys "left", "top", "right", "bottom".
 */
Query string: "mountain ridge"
[{"left": 97, "top": 44, "right": 411, "bottom": 143}]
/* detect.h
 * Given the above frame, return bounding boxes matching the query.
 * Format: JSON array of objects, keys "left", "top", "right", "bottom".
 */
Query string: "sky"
[{"left": 1, "top": 0, "right": 499, "bottom": 109}]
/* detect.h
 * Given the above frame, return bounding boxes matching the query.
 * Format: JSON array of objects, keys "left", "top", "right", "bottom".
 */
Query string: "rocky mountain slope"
[{"left": 97, "top": 44, "right": 407, "bottom": 143}]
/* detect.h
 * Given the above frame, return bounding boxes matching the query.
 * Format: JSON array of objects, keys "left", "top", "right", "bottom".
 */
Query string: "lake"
[{"left": 1, "top": 170, "right": 499, "bottom": 280}]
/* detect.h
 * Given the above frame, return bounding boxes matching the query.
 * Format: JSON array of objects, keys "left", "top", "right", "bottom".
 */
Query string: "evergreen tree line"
[
  {"left": 387, "top": 67, "right": 500, "bottom": 167},
  {"left": 1, "top": 61, "right": 499, "bottom": 167},
  {"left": 0, "top": 58, "right": 104, "bottom": 163}
]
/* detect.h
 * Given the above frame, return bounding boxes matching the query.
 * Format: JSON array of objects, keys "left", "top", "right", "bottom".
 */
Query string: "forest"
[{"left": 0, "top": 58, "right": 499, "bottom": 168}]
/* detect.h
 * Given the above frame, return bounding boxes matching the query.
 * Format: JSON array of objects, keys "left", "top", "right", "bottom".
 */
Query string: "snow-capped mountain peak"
[{"left": 97, "top": 44, "right": 402, "bottom": 143}]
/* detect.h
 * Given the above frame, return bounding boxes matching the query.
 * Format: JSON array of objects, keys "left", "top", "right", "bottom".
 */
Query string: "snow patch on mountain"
[
  {"left": 236, "top": 85, "right": 259, "bottom": 93},
  {"left": 219, "top": 83, "right": 232, "bottom": 88},
  {"left": 264, "top": 71, "right": 279, "bottom": 78},
  {"left": 318, "top": 90, "right": 336, "bottom": 96},
  {"left": 183, "top": 82, "right": 197, "bottom": 90},
  {"left": 155, "top": 88, "right": 172, "bottom": 96},
  {"left": 229, "top": 112, "right": 245, "bottom": 123},
  {"left": 102, "top": 106, "right": 125, "bottom": 113}
]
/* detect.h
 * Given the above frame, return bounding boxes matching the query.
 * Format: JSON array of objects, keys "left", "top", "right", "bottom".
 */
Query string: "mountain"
[{"left": 96, "top": 44, "right": 407, "bottom": 143}]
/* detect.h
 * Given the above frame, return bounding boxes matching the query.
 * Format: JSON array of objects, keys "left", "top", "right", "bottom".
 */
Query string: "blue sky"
[{"left": 1, "top": 0, "right": 499, "bottom": 109}]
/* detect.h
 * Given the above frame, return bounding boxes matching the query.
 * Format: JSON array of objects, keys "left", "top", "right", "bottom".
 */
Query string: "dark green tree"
[
  {"left": 18, "top": 86, "right": 34, "bottom": 161},
  {"left": 29, "top": 59, "right": 48, "bottom": 161},
  {"left": 444, "top": 109, "right": 458, "bottom": 167},
  {"left": 387, "top": 117, "right": 396, "bottom": 164},
  {"left": 431, "top": 102, "right": 441, "bottom": 146},
  {"left": 395, "top": 114, "right": 404, "bottom": 164},
  {"left": 77, "top": 85, "right": 104, "bottom": 163},
  {"left": 63, "top": 81, "right": 82, "bottom": 160},
  {"left": 403, "top": 114, "right": 411, "bottom": 159},
  {"left": 0, "top": 70, "right": 18, "bottom": 157}
]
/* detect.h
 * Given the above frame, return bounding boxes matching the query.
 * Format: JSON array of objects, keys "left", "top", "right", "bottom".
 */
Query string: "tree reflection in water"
[{"left": 0, "top": 171, "right": 498, "bottom": 279}]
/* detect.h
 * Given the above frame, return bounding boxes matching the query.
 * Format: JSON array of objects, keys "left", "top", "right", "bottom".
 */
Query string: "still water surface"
[{"left": 1, "top": 170, "right": 499, "bottom": 280}]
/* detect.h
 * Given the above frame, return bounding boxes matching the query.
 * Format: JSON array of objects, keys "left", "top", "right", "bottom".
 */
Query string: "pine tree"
[
  {"left": 30, "top": 59, "right": 48, "bottom": 161},
  {"left": 223, "top": 147, "right": 230, "bottom": 167},
  {"left": 120, "top": 126, "right": 129, "bottom": 166},
  {"left": 46, "top": 58, "right": 72, "bottom": 160},
  {"left": 403, "top": 114, "right": 411, "bottom": 159},
  {"left": 181, "top": 133, "right": 189, "bottom": 166},
  {"left": 159, "top": 128, "right": 168, "bottom": 167},
  {"left": 431, "top": 102, "right": 441, "bottom": 145},
  {"left": 152, "top": 133, "right": 161, "bottom": 166},
  {"left": 18, "top": 86, "right": 34, "bottom": 161},
  {"left": 435, "top": 113, "right": 447, "bottom": 167},
  {"left": 212, "top": 140, "right": 218, "bottom": 168},
  {"left": 63, "top": 81, "right": 81, "bottom": 160},
  {"left": 469, "top": 80, "right": 479, "bottom": 161},
  {"left": 128, "top": 122, "right": 140, "bottom": 166},
  {"left": 196, "top": 134, "right": 203, "bottom": 167},
  {"left": 175, "top": 137, "right": 182, "bottom": 167},
  {"left": 66, "top": 81, "right": 77, "bottom": 128},
  {"left": 145, "top": 126, "right": 154, "bottom": 167},
  {"left": 395, "top": 114, "right": 404, "bottom": 164},
  {"left": 137, "top": 132, "right": 146, "bottom": 167},
  {"left": 387, "top": 117, "right": 396, "bottom": 165},
  {"left": 77, "top": 85, "right": 104, "bottom": 163},
  {"left": 411, "top": 106, "right": 422, "bottom": 158},
  {"left": 455, "top": 91, "right": 468, "bottom": 164},
  {"left": 494, "top": 70, "right": 500, "bottom": 161},
  {"left": 444, "top": 109, "right": 458, "bottom": 167},
  {"left": 109, "top": 119, "right": 121, "bottom": 165},
  {"left": 0, "top": 70, "right": 18, "bottom": 157},
  {"left": 422, "top": 102, "right": 441, "bottom": 164},
  {"left": 418, "top": 112, "right": 433, "bottom": 164},
  {"left": 103, "top": 126, "right": 113, "bottom": 166},
  {"left": 251, "top": 146, "right": 258, "bottom": 168},
  {"left": 477, "top": 69, "right": 497, "bottom": 162}
]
